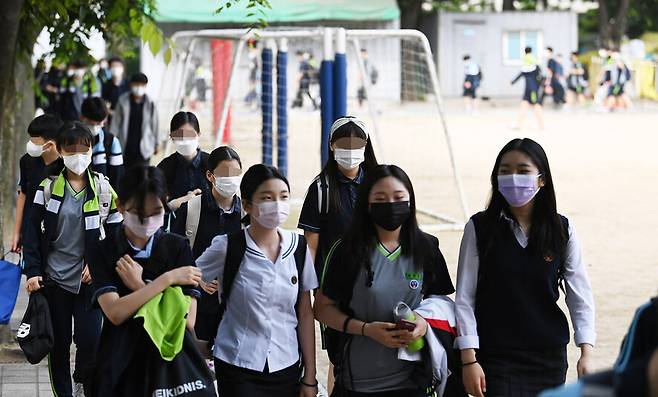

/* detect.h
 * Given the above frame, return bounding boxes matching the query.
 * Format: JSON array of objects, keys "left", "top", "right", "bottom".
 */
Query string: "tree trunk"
[
  {"left": 502, "top": 0, "right": 515, "bottom": 11},
  {"left": 0, "top": 0, "right": 25, "bottom": 254},
  {"left": 611, "top": 0, "right": 630, "bottom": 48},
  {"left": 598, "top": 0, "right": 612, "bottom": 49}
]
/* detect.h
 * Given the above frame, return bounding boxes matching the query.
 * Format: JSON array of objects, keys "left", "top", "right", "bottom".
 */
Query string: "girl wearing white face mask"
[
  {"left": 157, "top": 111, "right": 209, "bottom": 216},
  {"left": 86, "top": 165, "right": 208, "bottom": 397},
  {"left": 171, "top": 146, "right": 243, "bottom": 351},
  {"left": 455, "top": 138, "right": 596, "bottom": 397},
  {"left": 196, "top": 164, "right": 319, "bottom": 397},
  {"left": 298, "top": 115, "right": 378, "bottom": 392},
  {"left": 22, "top": 121, "right": 124, "bottom": 397}
]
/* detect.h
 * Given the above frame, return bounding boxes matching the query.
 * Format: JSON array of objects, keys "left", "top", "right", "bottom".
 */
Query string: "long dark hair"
[
  {"left": 206, "top": 146, "right": 242, "bottom": 190},
  {"left": 319, "top": 120, "right": 378, "bottom": 215},
  {"left": 240, "top": 164, "right": 290, "bottom": 225},
  {"left": 342, "top": 164, "right": 434, "bottom": 287},
  {"left": 170, "top": 111, "right": 200, "bottom": 133},
  {"left": 483, "top": 138, "right": 567, "bottom": 258}
]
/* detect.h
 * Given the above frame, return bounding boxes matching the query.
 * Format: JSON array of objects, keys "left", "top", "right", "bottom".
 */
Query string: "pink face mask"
[{"left": 123, "top": 211, "right": 164, "bottom": 239}]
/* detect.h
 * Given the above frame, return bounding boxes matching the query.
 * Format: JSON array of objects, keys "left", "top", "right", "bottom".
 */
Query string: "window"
[{"left": 503, "top": 30, "right": 543, "bottom": 65}]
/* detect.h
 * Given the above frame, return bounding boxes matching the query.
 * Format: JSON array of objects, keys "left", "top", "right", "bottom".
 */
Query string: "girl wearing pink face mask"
[
  {"left": 86, "top": 165, "right": 209, "bottom": 397},
  {"left": 455, "top": 138, "right": 596, "bottom": 397},
  {"left": 195, "top": 164, "right": 319, "bottom": 397}
]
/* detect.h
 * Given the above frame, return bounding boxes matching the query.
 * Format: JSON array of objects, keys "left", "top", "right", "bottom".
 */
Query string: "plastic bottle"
[{"left": 393, "top": 301, "right": 425, "bottom": 352}]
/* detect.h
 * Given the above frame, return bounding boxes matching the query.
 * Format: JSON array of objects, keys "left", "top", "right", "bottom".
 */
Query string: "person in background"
[
  {"left": 357, "top": 48, "right": 378, "bottom": 108},
  {"left": 244, "top": 41, "right": 260, "bottom": 109},
  {"left": 80, "top": 97, "right": 124, "bottom": 187},
  {"left": 12, "top": 114, "right": 64, "bottom": 253},
  {"left": 59, "top": 60, "right": 101, "bottom": 122},
  {"left": 604, "top": 52, "right": 633, "bottom": 112},
  {"left": 462, "top": 54, "right": 481, "bottom": 113},
  {"left": 110, "top": 72, "right": 160, "bottom": 170},
  {"left": 101, "top": 57, "right": 130, "bottom": 116},
  {"left": 456, "top": 138, "right": 595, "bottom": 397},
  {"left": 545, "top": 47, "right": 565, "bottom": 107},
  {"left": 566, "top": 51, "right": 588, "bottom": 108},
  {"left": 171, "top": 146, "right": 243, "bottom": 357},
  {"left": 42, "top": 60, "right": 66, "bottom": 115},
  {"left": 157, "top": 111, "right": 209, "bottom": 219},
  {"left": 96, "top": 58, "right": 111, "bottom": 86},
  {"left": 292, "top": 51, "right": 318, "bottom": 110},
  {"left": 23, "top": 121, "right": 123, "bottom": 397},
  {"left": 511, "top": 47, "right": 545, "bottom": 130}
]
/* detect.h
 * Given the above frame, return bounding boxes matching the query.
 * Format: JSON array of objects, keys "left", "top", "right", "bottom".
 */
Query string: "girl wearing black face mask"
[{"left": 314, "top": 165, "right": 460, "bottom": 397}]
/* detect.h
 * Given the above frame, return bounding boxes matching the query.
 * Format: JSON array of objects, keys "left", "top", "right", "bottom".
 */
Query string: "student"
[
  {"left": 511, "top": 47, "right": 545, "bottom": 130},
  {"left": 81, "top": 97, "right": 125, "bottom": 187},
  {"left": 292, "top": 51, "right": 318, "bottom": 109},
  {"left": 313, "top": 164, "right": 456, "bottom": 397},
  {"left": 298, "top": 115, "right": 378, "bottom": 390},
  {"left": 462, "top": 55, "right": 481, "bottom": 112},
  {"left": 59, "top": 60, "right": 101, "bottom": 122},
  {"left": 85, "top": 165, "right": 204, "bottom": 397},
  {"left": 171, "top": 146, "right": 243, "bottom": 346},
  {"left": 157, "top": 111, "right": 209, "bottom": 214},
  {"left": 110, "top": 72, "right": 160, "bottom": 169},
  {"left": 566, "top": 52, "right": 588, "bottom": 107},
  {"left": 455, "top": 138, "right": 596, "bottom": 397},
  {"left": 604, "top": 52, "right": 632, "bottom": 112},
  {"left": 22, "top": 121, "right": 123, "bottom": 397},
  {"left": 101, "top": 57, "right": 130, "bottom": 115},
  {"left": 357, "top": 48, "right": 378, "bottom": 108},
  {"left": 12, "top": 114, "right": 64, "bottom": 252},
  {"left": 545, "top": 47, "right": 566, "bottom": 106},
  {"left": 196, "top": 164, "right": 318, "bottom": 397}
]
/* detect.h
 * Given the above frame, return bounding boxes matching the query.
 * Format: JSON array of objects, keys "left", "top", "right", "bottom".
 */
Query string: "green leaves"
[{"left": 215, "top": 0, "right": 271, "bottom": 28}]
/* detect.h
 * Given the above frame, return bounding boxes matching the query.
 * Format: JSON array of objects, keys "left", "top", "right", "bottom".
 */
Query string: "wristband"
[
  {"left": 343, "top": 316, "right": 353, "bottom": 333},
  {"left": 462, "top": 360, "right": 478, "bottom": 367},
  {"left": 361, "top": 322, "right": 368, "bottom": 337},
  {"left": 300, "top": 379, "right": 318, "bottom": 388}
]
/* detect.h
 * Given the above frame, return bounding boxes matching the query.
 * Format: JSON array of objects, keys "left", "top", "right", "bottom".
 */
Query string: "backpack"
[
  {"left": 42, "top": 172, "right": 113, "bottom": 240},
  {"left": 184, "top": 194, "right": 202, "bottom": 249},
  {"left": 214, "top": 231, "right": 307, "bottom": 340}
]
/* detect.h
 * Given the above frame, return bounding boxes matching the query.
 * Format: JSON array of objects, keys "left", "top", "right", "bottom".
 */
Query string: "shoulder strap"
[
  {"left": 94, "top": 173, "right": 112, "bottom": 240},
  {"left": 316, "top": 173, "right": 329, "bottom": 216},
  {"left": 293, "top": 235, "right": 307, "bottom": 307},
  {"left": 102, "top": 130, "right": 114, "bottom": 154},
  {"left": 42, "top": 176, "right": 57, "bottom": 205},
  {"left": 218, "top": 231, "right": 248, "bottom": 322},
  {"left": 185, "top": 194, "right": 202, "bottom": 249}
]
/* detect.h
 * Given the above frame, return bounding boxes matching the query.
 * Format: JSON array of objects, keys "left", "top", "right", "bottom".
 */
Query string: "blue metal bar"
[
  {"left": 276, "top": 46, "right": 288, "bottom": 176},
  {"left": 261, "top": 47, "right": 273, "bottom": 165},
  {"left": 320, "top": 59, "right": 334, "bottom": 166},
  {"left": 332, "top": 52, "right": 347, "bottom": 122}
]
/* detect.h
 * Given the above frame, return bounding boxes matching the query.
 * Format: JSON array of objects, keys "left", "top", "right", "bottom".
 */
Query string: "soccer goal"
[{"left": 155, "top": 28, "right": 469, "bottom": 231}]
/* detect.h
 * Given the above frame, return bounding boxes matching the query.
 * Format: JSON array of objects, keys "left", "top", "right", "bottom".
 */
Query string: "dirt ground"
[{"left": 197, "top": 96, "right": 658, "bottom": 385}]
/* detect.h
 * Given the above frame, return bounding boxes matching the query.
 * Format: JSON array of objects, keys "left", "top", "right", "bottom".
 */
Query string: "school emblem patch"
[
  {"left": 291, "top": 275, "right": 298, "bottom": 285},
  {"left": 409, "top": 279, "right": 420, "bottom": 290}
]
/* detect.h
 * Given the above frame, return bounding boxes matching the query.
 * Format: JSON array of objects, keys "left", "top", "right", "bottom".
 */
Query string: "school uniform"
[
  {"left": 17, "top": 155, "right": 63, "bottom": 236},
  {"left": 298, "top": 167, "right": 364, "bottom": 277},
  {"left": 321, "top": 234, "right": 455, "bottom": 396},
  {"left": 455, "top": 212, "right": 596, "bottom": 396},
  {"left": 547, "top": 58, "right": 566, "bottom": 104},
  {"left": 157, "top": 149, "right": 210, "bottom": 204},
  {"left": 512, "top": 65, "right": 543, "bottom": 105},
  {"left": 171, "top": 191, "right": 242, "bottom": 341},
  {"left": 87, "top": 228, "right": 202, "bottom": 397},
  {"left": 605, "top": 66, "right": 631, "bottom": 97},
  {"left": 58, "top": 75, "right": 101, "bottom": 122},
  {"left": 91, "top": 128, "right": 124, "bottom": 188},
  {"left": 195, "top": 227, "right": 318, "bottom": 397},
  {"left": 463, "top": 62, "right": 481, "bottom": 98},
  {"left": 567, "top": 62, "right": 587, "bottom": 94},
  {"left": 22, "top": 170, "right": 123, "bottom": 397}
]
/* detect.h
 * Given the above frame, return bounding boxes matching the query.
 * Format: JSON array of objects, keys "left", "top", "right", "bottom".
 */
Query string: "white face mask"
[
  {"left": 173, "top": 137, "right": 199, "bottom": 157},
  {"left": 66, "top": 69, "right": 75, "bottom": 77},
  {"left": 111, "top": 67, "right": 124, "bottom": 79},
  {"left": 86, "top": 124, "right": 103, "bottom": 137},
  {"left": 131, "top": 85, "right": 146, "bottom": 97},
  {"left": 123, "top": 211, "right": 164, "bottom": 239},
  {"left": 74, "top": 69, "right": 86, "bottom": 78},
  {"left": 26, "top": 141, "right": 44, "bottom": 157},
  {"left": 214, "top": 176, "right": 241, "bottom": 198},
  {"left": 333, "top": 148, "right": 365, "bottom": 170},
  {"left": 63, "top": 153, "right": 92, "bottom": 175},
  {"left": 253, "top": 201, "right": 290, "bottom": 229}
]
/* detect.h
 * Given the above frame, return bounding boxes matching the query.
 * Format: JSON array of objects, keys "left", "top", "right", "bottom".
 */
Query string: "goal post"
[{"left": 158, "top": 27, "right": 469, "bottom": 231}]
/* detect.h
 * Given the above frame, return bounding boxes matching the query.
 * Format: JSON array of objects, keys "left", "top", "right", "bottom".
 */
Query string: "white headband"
[{"left": 330, "top": 116, "right": 369, "bottom": 140}]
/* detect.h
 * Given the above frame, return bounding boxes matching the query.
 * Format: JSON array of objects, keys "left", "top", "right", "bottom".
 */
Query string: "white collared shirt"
[
  {"left": 455, "top": 215, "right": 596, "bottom": 350},
  {"left": 195, "top": 226, "right": 318, "bottom": 372}
]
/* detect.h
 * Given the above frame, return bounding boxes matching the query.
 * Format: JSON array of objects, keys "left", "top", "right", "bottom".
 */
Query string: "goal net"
[{"left": 154, "top": 28, "right": 469, "bottom": 231}]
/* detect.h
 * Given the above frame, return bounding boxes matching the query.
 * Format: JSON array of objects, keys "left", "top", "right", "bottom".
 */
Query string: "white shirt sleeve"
[
  {"left": 455, "top": 220, "right": 481, "bottom": 350},
  {"left": 195, "top": 234, "right": 228, "bottom": 283},
  {"left": 563, "top": 221, "right": 597, "bottom": 346},
  {"left": 301, "top": 244, "right": 319, "bottom": 292}
]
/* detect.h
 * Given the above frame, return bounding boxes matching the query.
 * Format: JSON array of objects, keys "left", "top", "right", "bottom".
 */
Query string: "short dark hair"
[
  {"left": 546, "top": 46, "right": 554, "bottom": 52},
  {"left": 117, "top": 165, "right": 169, "bottom": 220},
  {"left": 170, "top": 111, "right": 200, "bottom": 133},
  {"left": 240, "top": 164, "right": 290, "bottom": 203},
  {"left": 81, "top": 97, "right": 109, "bottom": 122},
  {"left": 463, "top": 54, "right": 471, "bottom": 61},
  {"left": 108, "top": 57, "right": 124, "bottom": 66},
  {"left": 525, "top": 47, "right": 533, "bottom": 54},
  {"left": 130, "top": 73, "right": 148, "bottom": 84},
  {"left": 208, "top": 146, "right": 242, "bottom": 172},
  {"left": 27, "top": 114, "right": 63, "bottom": 140},
  {"left": 56, "top": 121, "right": 93, "bottom": 150},
  {"left": 571, "top": 51, "right": 579, "bottom": 57}
]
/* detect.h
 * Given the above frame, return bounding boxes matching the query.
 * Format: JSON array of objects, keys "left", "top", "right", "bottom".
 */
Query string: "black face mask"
[{"left": 369, "top": 201, "right": 411, "bottom": 231}]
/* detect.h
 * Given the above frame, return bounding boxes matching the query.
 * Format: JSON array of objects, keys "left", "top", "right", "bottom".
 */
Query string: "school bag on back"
[{"left": 16, "top": 290, "right": 54, "bottom": 364}]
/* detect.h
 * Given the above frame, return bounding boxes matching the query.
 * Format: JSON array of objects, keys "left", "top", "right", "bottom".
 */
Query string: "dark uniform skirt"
[
  {"left": 214, "top": 359, "right": 301, "bottom": 397},
  {"left": 478, "top": 347, "right": 568, "bottom": 397}
]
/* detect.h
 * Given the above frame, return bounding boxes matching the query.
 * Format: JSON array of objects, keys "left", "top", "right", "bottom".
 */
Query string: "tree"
[{"left": 598, "top": 0, "right": 630, "bottom": 49}]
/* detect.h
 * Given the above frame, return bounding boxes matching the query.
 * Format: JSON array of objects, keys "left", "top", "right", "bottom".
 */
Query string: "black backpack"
[
  {"left": 213, "top": 231, "right": 308, "bottom": 340},
  {"left": 16, "top": 290, "right": 54, "bottom": 364}
]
